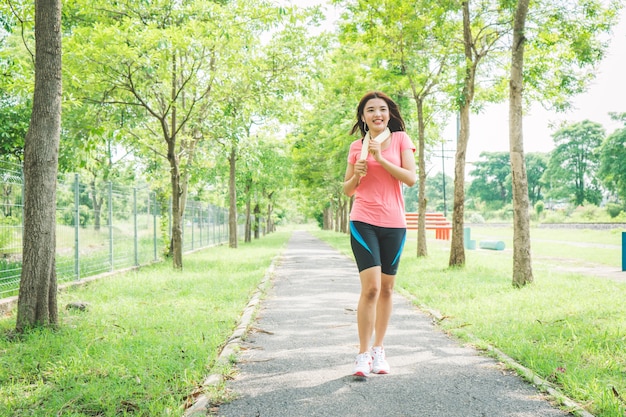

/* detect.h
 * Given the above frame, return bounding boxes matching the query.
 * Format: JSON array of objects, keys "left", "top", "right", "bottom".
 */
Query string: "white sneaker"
[
  {"left": 352, "top": 352, "right": 372, "bottom": 377},
  {"left": 371, "top": 346, "right": 390, "bottom": 374}
]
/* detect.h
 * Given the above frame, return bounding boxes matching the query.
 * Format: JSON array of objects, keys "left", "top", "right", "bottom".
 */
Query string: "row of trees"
[
  {"left": 292, "top": 0, "right": 621, "bottom": 286},
  {"left": 1, "top": 0, "right": 324, "bottom": 330},
  {"left": 1, "top": 0, "right": 623, "bottom": 329}
]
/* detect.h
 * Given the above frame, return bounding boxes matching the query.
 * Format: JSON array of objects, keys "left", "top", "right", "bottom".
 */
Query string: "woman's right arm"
[{"left": 343, "top": 160, "right": 365, "bottom": 197}]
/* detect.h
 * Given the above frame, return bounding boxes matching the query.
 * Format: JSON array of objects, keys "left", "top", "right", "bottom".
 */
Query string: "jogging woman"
[{"left": 343, "top": 91, "right": 416, "bottom": 377}]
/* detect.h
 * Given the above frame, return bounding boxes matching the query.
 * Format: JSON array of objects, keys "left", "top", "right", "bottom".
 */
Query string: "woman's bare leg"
[
  {"left": 372, "top": 272, "right": 395, "bottom": 347},
  {"left": 357, "top": 266, "right": 381, "bottom": 353}
]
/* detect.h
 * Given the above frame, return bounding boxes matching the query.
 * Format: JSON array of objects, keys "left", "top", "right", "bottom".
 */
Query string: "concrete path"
[{"left": 215, "top": 231, "right": 571, "bottom": 417}]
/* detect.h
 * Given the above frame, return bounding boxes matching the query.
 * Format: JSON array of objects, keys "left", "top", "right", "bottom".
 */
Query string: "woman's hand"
[
  {"left": 354, "top": 159, "right": 368, "bottom": 177},
  {"left": 367, "top": 140, "right": 383, "bottom": 161}
]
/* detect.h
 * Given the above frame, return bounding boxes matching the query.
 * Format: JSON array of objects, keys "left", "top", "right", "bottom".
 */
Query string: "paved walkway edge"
[
  {"left": 399, "top": 288, "right": 595, "bottom": 417},
  {"left": 183, "top": 254, "right": 281, "bottom": 417}
]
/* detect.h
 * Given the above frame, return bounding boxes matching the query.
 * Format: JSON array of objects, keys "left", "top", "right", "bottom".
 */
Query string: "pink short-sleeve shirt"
[{"left": 347, "top": 131, "right": 416, "bottom": 228}]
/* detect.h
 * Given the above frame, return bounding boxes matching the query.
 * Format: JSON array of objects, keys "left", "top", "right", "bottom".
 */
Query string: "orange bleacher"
[{"left": 405, "top": 212, "right": 452, "bottom": 240}]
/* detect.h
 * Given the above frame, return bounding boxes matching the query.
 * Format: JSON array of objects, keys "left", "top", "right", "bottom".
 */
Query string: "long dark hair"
[{"left": 349, "top": 91, "right": 406, "bottom": 137}]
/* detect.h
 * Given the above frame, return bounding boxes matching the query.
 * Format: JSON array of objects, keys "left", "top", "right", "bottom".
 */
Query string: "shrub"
[
  {"left": 543, "top": 210, "right": 567, "bottom": 223},
  {"left": 59, "top": 205, "right": 93, "bottom": 227},
  {"left": 606, "top": 203, "right": 623, "bottom": 219},
  {"left": 0, "top": 216, "right": 20, "bottom": 252},
  {"left": 465, "top": 212, "right": 485, "bottom": 224},
  {"left": 535, "top": 200, "right": 545, "bottom": 218}
]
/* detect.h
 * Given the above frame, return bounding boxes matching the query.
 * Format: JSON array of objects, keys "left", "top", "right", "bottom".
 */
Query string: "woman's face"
[{"left": 362, "top": 98, "right": 390, "bottom": 135}]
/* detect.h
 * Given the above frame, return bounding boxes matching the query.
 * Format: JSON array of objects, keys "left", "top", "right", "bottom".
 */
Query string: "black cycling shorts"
[{"left": 350, "top": 221, "right": 407, "bottom": 276}]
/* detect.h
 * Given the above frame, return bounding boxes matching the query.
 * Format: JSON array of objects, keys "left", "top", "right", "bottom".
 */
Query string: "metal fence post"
[
  {"left": 169, "top": 198, "right": 172, "bottom": 249},
  {"left": 191, "top": 202, "right": 195, "bottom": 251},
  {"left": 108, "top": 182, "right": 113, "bottom": 271},
  {"left": 74, "top": 173, "right": 80, "bottom": 280},
  {"left": 211, "top": 205, "right": 216, "bottom": 245},
  {"left": 197, "top": 203, "right": 202, "bottom": 247},
  {"left": 153, "top": 192, "right": 158, "bottom": 262},
  {"left": 134, "top": 188, "right": 138, "bottom": 266}
]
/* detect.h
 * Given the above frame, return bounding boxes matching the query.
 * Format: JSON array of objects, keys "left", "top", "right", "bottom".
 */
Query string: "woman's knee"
[
  {"left": 379, "top": 286, "right": 394, "bottom": 299},
  {"left": 379, "top": 275, "right": 395, "bottom": 298},
  {"left": 361, "top": 285, "right": 380, "bottom": 301}
]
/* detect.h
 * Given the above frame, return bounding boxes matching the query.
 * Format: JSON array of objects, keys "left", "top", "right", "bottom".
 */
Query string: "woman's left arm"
[
  {"left": 376, "top": 149, "right": 417, "bottom": 187},
  {"left": 369, "top": 140, "right": 416, "bottom": 187}
]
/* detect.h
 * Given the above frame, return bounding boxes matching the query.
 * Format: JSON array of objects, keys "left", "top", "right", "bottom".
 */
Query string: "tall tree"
[
  {"left": 598, "top": 113, "right": 626, "bottom": 206},
  {"left": 468, "top": 151, "right": 511, "bottom": 207},
  {"left": 467, "top": 151, "right": 547, "bottom": 208},
  {"left": 448, "top": 0, "right": 620, "bottom": 267},
  {"left": 509, "top": 0, "right": 533, "bottom": 287},
  {"left": 63, "top": 0, "right": 285, "bottom": 264},
  {"left": 544, "top": 120, "right": 604, "bottom": 206},
  {"left": 204, "top": 5, "right": 316, "bottom": 248},
  {"left": 449, "top": 0, "right": 508, "bottom": 267},
  {"left": 16, "top": 0, "right": 62, "bottom": 331},
  {"left": 425, "top": 171, "right": 455, "bottom": 213},
  {"left": 525, "top": 152, "right": 548, "bottom": 205},
  {"left": 290, "top": 44, "right": 369, "bottom": 232}
]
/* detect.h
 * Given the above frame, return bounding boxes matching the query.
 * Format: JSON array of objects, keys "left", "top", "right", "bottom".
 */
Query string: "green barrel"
[{"left": 479, "top": 240, "right": 505, "bottom": 251}]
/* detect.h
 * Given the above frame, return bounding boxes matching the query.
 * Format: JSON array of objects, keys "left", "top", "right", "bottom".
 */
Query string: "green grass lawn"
[
  {"left": 0, "top": 230, "right": 290, "bottom": 417},
  {"left": 313, "top": 226, "right": 626, "bottom": 417},
  {"left": 2, "top": 225, "right": 625, "bottom": 416}
]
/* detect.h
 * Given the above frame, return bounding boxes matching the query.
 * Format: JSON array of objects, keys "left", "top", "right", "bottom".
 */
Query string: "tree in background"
[
  {"left": 0, "top": 4, "right": 33, "bottom": 164},
  {"left": 598, "top": 113, "right": 626, "bottom": 207},
  {"left": 468, "top": 152, "right": 511, "bottom": 208},
  {"left": 525, "top": 152, "right": 548, "bottom": 205},
  {"left": 290, "top": 42, "right": 371, "bottom": 233},
  {"left": 16, "top": 0, "right": 62, "bottom": 331},
  {"left": 64, "top": 0, "right": 228, "bottom": 267},
  {"left": 543, "top": 120, "right": 604, "bottom": 206},
  {"left": 0, "top": 97, "right": 29, "bottom": 163},
  {"left": 403, "top": 171, "right": 454, "bottom": 214},
  {"left": 205, "top": 6, "right": 316, "bottom": 248},
  {"left": 449, "top": 0, "right": 620, "bottom": 268},
  {"left": 467, "top": 151, "right": 548, "bottom": 211}
]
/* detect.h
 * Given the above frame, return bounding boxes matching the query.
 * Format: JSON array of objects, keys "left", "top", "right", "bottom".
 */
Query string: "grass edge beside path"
[
  {"left": 0, "top": 230, "right": 291, "bottom": 417},
  {"left": 312, "top": 228, "right": 626, "bottom": 417}
]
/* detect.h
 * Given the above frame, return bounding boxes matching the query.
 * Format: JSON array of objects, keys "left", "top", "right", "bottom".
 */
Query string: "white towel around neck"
[{"left": 359, "top": 128, "right": 391, "bottom": 161}]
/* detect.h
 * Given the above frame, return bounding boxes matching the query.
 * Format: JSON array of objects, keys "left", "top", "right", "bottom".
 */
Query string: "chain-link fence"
[{"left": 0, "top": 162, "right": 237, "bottom": 298}]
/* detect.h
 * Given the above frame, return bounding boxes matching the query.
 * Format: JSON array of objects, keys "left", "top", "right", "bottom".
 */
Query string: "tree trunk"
[
  {"left": 449, "top": 104, "right": 469, "bottom": 267},
  {"left": 254, "top": 203, "right": 260, "bottom": 239},
  {"left": 266, "top": 191, "right": 274, "bottom": 234},
  {"left": 228, "top": 146, "right": 238, "bottom": 248},
  {"left": 415, "top": 97, "right": 428, "bottom": 257},
  {"left": 449, "top": 1, "right": 476, "bottom": 267},
  {"left": 244, "top": 186, "right": 252, "bottom": 243},
  {"left": 167, "top": 52, "right": 183, "bottom": 269},
  {"left": 334, "top": 199, "right": 340, "bottom": 232},
  {"left": 509, "top": 0, "right": 533, "bottom": 287},
  {"left": 91, "top": 179, "right": 103, "bottom": 231},
  {"left": 168, "top": 152, "right": 183, "bottom": 268},
  {"left": 323, "top": 206, "right": 331, "bottom": 230},
  {"left": 16, "top": 0, "right": 62, "bottom": 331},
  {"left": 340, "top": 196, "right": 348, "bottom": 234}
]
